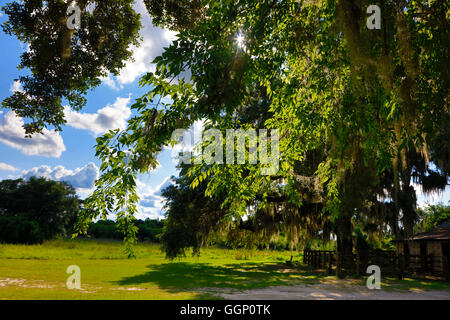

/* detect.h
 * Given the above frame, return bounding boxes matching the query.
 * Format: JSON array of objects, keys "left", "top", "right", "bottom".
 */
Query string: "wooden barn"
[{"left": 396, "top": 222, "right": 450, "bottom": 280}]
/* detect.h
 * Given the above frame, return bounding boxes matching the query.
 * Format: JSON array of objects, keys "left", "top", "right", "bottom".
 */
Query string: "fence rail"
[
  {"left": 302, "top": 249, "right": 449, "bottom": 280},
  {"left": 303, "top": 249, "right": 335, "bottom": 274}
]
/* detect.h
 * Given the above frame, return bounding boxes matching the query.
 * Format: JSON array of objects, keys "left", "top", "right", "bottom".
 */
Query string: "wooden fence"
[
  {"left": 303, "top": 249, "right": 335, "bottom": 274},
  {"left": 302, "top": 249, "right": 448, "bottom": 280}
]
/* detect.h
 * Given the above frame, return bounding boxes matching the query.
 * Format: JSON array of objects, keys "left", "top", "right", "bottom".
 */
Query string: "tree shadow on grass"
[{"left": 115, "top": 262, "right": 330, "bottom": 295}]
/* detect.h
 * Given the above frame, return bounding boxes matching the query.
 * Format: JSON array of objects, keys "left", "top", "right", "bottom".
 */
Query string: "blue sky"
[
  {"left": 0, "top": 1, "right": 448, "bottom": 220},
  {"left": 0, "top": 1, "right": 180, "bottom": 219}
]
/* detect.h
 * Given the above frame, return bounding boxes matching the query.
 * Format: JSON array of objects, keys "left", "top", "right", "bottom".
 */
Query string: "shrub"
[
  {"left": 86, "top": 219, "right": 163, "bottom": 242},
  {"left": 0, "top": 215, "right": 44, "bottom": 244},
  {"left": 0, "top": 177, "right": 80, "bottom": 240},
  {"left": 87, "top": 220, "right": 123, "bottom": 240}
]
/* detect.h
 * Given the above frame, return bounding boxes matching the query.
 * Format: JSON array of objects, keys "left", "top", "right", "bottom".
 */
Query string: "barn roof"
[{"left": 406, "top": 221, "right": 450, "bottom": 241}]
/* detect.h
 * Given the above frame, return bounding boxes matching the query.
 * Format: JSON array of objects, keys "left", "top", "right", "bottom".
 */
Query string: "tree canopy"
[
  {"left": 74, "top": 0, "right": 449, "bottom": 262},
  {"left": 0, "top": 177, "right": 80, "bottom": 243},
  {"left": 1, "top": 0, "right": 141, "bottom": 134},
  {"left": 3, "top": 1, "right": 447, "bottom": 264},
  {"left": 415, "top": 203, "right": 450, "bottom": 233}
]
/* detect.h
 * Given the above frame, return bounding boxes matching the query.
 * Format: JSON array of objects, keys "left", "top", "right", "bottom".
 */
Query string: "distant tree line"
[
  {"left": 86, "top": 219, "right": 164, "bottom": 242},
  {"left": 1, "top": 176, "right": 447, "bottom": 251},
  {"left": 0, "top": 177, "right": 79, "bottom": 244},
  {"left": 415, "top": 203, "right": 450, "bottom": 233},
  {"left": 0, "top": 177, "right": 163, "bottom": 244}
]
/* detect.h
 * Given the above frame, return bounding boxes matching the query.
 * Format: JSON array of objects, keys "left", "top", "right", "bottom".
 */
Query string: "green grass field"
[{"left": 0, "top": 239, "right": 449, "bottom": 299}]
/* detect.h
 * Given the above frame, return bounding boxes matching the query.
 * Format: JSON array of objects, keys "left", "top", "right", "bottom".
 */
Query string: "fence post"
[
  {"left": 445, "top": 252, "right": 450, "bottom": 282},
  {"left": 328, "top": 252, "right": 333, "bottom": 275},
  {"left": 336, "top": 252, "right": 341, "bottom": 278},
  {"left": 313, "top": 250, "right": 317, "bottom": 269},
  {"left": 398, "top": 254, "right": 404, "bottom": 280},
  {"left": 356, "top": 252, "right": 360, "bottom": 276},
  {"left": 317, "top": 251, "right": 320, "bottom": 269}
]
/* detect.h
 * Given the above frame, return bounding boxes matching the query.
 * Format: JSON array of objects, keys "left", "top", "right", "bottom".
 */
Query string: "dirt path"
[
  {"left": 2, "top": 276, "right": 449, "bottom": 300},
  {"left": 218, "top": 280, "right": 450, "bottom": 300}
]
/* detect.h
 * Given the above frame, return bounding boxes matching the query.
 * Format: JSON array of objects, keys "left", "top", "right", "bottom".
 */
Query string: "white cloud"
[
  {"left": 0, "top": 162, "right": 18, "bottom": 171},
  {"left": 10, "top": 80, "right": 23, "bottom": 93},
  {"left": 22, "top": 162, "right": 99, "bottom": 189},
  {"left": 102, "top": 0, "right": 177, "bottom": 88},
  {"left": 117, "top": 41, "right": 156, "bottom": 85},
  {"left": 100, "top": 74, "right": 121, "bottom": 90},
  {"left": 136, "top": 176, "right": 175, "bottom": 219},
  {"left": 412, "top": 180, "right": 450, "bottom": 208},
  {"left": 166, "top": 119, "right": 205, "bottom": 165},
  {"left": 64, "top": 97, "right": 131, "bottom": 135},
  {"left": 0, "top": 111, "right": 66, "bottom": 158},
  {"left": 163, "top": 29, "right": 178, "bottom": 43}
]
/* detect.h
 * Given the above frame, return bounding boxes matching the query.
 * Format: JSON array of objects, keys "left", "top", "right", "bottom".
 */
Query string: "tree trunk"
[{"left": 336, "top": 216, "right": 353, "bottom": 278}]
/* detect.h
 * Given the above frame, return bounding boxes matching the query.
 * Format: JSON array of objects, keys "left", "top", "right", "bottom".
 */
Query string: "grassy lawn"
[{"left": 0, "top": 239, "right": 449, "bottom": 299}]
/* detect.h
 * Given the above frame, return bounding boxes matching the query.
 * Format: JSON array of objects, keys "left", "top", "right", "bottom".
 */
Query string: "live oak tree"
[
  {"left": 9, "top": 0, "right": 445, "bottom": 267},
  {"left": 144, "top": 0, "right": 206, "bottom": 31},
  {"left": 161, "top": 165, "right": 227, "bottom": 259},
  {"left": 1, "top": 0, "right": 141, "bottom": 134},
  {"left": 73, "top": 0, "right": 449, "bottom": 265}
]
